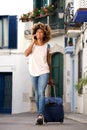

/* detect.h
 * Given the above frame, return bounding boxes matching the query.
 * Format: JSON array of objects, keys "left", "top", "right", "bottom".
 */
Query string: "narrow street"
[
  {"left": 0, "top": 1, "right": 87, "bottom": 129},
  {"left": 0, "top": 113, "right": 87, "bottom": 130}
]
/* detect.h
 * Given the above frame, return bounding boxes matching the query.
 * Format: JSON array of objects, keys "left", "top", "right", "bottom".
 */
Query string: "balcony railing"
[
  {"left": 34, "top": 12, "right": 64, "bottom": 30},
  {"left": 65, "top": 2, "right": 82, "bottom": 37},
  {"left": 64, "top": 46, "right": 75, "bottom": 54}
]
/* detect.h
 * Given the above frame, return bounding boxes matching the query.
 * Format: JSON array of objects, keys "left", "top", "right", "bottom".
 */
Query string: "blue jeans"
[{"left": 30, "top": 73, "right": 49, "bottom": 115}]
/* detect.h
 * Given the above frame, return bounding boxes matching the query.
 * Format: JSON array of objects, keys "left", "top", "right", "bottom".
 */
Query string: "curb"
[{"left": 64, "top": 114, "right": 87, "bottom": 124}]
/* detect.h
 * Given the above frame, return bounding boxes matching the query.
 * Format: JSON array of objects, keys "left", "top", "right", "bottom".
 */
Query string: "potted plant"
[
  {"left": 46, "top": 4, "right": 55, "bottom": 14},
  {"left": 19, "top": 3, "right": 56, "bottom": 22},
  {"left": 40, "top": 7, "right": 46, "bottom": 16},
  {"left": 19, "top": 12, "right": 33, "bottom": 22},
  {"left": 19, "top": 14, "right": 29, "bottom": 22},
  {"left": 33, "top": 8, "right": 40, "bottom": 17},
  {"left": 76, "top": 71, "right": 87, "bottom": 94},
  {"left": 68, "top": 38, "right": 73, "bottom": 46}
]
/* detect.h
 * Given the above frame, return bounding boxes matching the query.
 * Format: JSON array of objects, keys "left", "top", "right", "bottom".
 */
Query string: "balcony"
[
  {"left": 64, "top": 2, "right": 81, "bottom": 37},
  {"left": 34, "top": 12, "right": 65, "bottom": 32},
  {"left": 21, "top": 1, "right": 65, "bottom": 39},
  {"left": 24, "top": 12, "right": 65, "bottom": 39},
  {"left": 64, "top": 46, "right": 75, "bottom": 54},
  {"left": 64, "top": 37, "right": 75, "bottom": 54},
  {"left": 66, "top": 26, "right": 81, "bottom": 37}
]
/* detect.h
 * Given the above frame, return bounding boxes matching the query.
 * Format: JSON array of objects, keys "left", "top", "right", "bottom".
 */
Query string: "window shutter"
[
  {"left": 35, "top": 0, "right": 43, "bottom": 9},
  {"left": 33, "top": 0, "right": 48, "bottom": 8},
  {"left": 43, "top": 0, "right": 47, "bottom": 6},
  {"left": 78, "top": 50, "right": 83, "bottom": 79},
  {"left": 33, "top": 0, "right": 36, "bottom": 9},
  {"left": 9, "top": 16, "right": 17, "bottom": 49},
  {"left": 51, "top": 0, "right": 57, "bottom": 4}
]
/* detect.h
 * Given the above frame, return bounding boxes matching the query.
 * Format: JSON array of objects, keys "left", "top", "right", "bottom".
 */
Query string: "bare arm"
[
  {"left": 24, "top": 42, "right": 34, "bottom": 57},
  {"left": 24, "top": 35, "right": 35, "bottom": 57},
  {"left": 47, "top": 50, "right": 54, "bottom": 85}
]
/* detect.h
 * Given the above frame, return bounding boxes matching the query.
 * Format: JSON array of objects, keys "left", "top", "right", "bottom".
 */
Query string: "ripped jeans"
[{"left": 30, "top": 73, "right": 49, "bottom": 115}]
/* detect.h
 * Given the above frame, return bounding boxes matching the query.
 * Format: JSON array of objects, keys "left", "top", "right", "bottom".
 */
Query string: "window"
[
  {"left": 78, "top": 50, "right": 83, "bottom": 79},
  {"left": 0, "top": 15, "right": 17, "bottom": 49}
]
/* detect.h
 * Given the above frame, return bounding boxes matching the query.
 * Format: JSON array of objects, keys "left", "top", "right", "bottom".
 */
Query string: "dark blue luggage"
[{"left": 44, "top": 86, "right": 64, "bottom": 123}]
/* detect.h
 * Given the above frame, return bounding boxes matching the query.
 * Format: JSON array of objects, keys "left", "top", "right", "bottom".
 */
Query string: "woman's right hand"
[{"left": 24, "top": 36, "right": 35, "bottom": 57}]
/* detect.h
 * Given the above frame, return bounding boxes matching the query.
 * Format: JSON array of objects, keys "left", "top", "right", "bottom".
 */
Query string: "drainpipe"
[{"left": 70, "top": 38, "right": 75, "bottom": 112}]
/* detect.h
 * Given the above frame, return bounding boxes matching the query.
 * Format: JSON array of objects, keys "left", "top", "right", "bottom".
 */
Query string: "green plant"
[
  {"left": 68, "top": 38, "right": 73, "bottom": 46},
  {"left": 19, "top": 3, "right": 57, "bottom": 22},
  {"left": 40, "top": 7, "right": 46, "bottom": 15},
  {"left": 33, "top": 8, "right": 40, "bottom": 17},
  {"left": 46, "top": 4, "right": 55, "bottom": 13},
  {"left": 19, "top": 12, "right": 33, "bottom": 22},
  {"left": 76, "top": 71, "right": 87, "bottom": 94}
]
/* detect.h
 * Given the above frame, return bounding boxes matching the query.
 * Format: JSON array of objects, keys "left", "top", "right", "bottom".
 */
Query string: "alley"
[{"left": 0, "top": 113, "right": 87, "bottom": 130}]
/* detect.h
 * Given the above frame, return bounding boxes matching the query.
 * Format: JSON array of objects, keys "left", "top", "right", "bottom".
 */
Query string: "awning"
[{"left": 73, "top": 8, "right": 87, "bottom": 22}]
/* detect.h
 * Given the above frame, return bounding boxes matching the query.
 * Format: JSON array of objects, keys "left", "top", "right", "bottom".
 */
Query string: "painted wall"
[
  {"left": 0, "top": 19, "right": 33, "bottom": 114},
  {"left": 74, "top": 0, "right": 87, "bottom": 14},
  {"left": 83, "top": 29, "right": 87, "bottom": 114},
  {"left": 0, "top": 54, "right": 30, "bottom": 114},
  {"left": 74, "top": 27, "right": 87, "bottom": 114}
]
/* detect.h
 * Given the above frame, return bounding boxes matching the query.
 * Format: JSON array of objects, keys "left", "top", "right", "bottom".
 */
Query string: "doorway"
[
  {"left": 51, "top": 52, "right": 63, "bottom": 98},
  {"left": 0, "top": 72, "right": 12, "bottom": 113}
]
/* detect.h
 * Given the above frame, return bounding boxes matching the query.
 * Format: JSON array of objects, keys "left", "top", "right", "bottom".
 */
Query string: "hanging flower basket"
[
  {"left": 19, "top": 3, "right": 56, "bottom": 22},
  {"left": 19, "top": 12, "right": 32, "bottom": 22}
]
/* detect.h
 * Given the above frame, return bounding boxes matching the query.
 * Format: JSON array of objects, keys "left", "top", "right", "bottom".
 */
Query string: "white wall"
[
  {"left": 74, "top": 0, "right": 79, "bottom": 14},
  {"left": 0, "top": 0, "right": 33, "bottom": 15},
  {"left": 0, "top": 18, "right": 33, "bottom": 114},
  {"left": 83, "top": 46, "right": 87, "bottom": 115},
  {"left": 0, "top": 53, "right": 31, "bottom": 114},
  {"left": 63, "top": 54, "right": 72, "bottom": 112},
  {"left": 74, "top": 0, "right": 87, "bottom": 14},
  {"left": 74, "top": 27, "right": 87, "bottom": 114}
]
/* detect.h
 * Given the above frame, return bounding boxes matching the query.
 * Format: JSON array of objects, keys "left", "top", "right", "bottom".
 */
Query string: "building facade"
[
  {"left": 1, "top": 0, "right": 87, "bottom": 115},
  {"left": 0, "top": 0, "right": 65, "bottom": 114},
  {"left": 65, "top": 0, "right": 87, "bottom": 114}
]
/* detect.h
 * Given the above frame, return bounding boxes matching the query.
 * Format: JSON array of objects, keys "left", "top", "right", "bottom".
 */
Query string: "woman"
[{"left": 24, "top": 22, "right": 53, "bottom": 125}]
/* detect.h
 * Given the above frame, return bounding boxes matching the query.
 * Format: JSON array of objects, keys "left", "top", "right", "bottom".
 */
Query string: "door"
[
  {"left": 0, "top": 72, "right": 12, "bottom": 113},
  {"left": 51, "top": 52, "right": 63, "bottom": 98}
]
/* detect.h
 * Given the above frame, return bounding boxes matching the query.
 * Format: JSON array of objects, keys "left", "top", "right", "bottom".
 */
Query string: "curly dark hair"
[{"left": 32, "top": 22, "right": 51, "bottom": 43}]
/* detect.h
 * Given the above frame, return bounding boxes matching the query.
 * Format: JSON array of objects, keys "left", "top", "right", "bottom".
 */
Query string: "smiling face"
[
  {"left": 36, "top": 29, "right": 44, "bottom": 40},
  {"left": 32, "top": 22, "right": 51, "bottom": 43}
]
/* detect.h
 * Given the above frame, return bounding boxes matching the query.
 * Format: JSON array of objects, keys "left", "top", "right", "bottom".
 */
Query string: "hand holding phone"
[
  {"left": 34, "top": 34, "right": 36, "bottom": 39},
  {"left": 32, "top": 34, "right": 36, "bottom": 43}
]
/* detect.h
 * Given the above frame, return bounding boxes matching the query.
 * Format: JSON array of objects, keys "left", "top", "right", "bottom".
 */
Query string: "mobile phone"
[{"left": 34, "top": 36, "right": 36, "bottom": 39}]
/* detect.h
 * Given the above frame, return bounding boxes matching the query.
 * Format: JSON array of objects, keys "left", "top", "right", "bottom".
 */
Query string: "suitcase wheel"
[{"left": 44, "top": 118, "right": 48, "bottom": 123}]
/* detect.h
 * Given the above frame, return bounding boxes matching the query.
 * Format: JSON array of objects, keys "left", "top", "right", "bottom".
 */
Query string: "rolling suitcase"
[{"left": 44, "top": 85, "right": 64, "bottom": 123}]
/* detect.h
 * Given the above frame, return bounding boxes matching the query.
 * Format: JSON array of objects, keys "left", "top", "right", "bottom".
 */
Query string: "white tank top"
[{"left": 28, "top": 44, "right": 50, "bottom": 76}]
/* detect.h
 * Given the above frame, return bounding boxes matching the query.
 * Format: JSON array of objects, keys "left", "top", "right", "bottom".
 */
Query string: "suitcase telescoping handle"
[
  {"left": 52, "top": 84, "right": 56, "bottom": 98},
  {"left": 48, "top": 83, "right": 56, "bottom": 97},
  {"left": 47, "top": 84, "right": 58, "bottom": 105}
]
